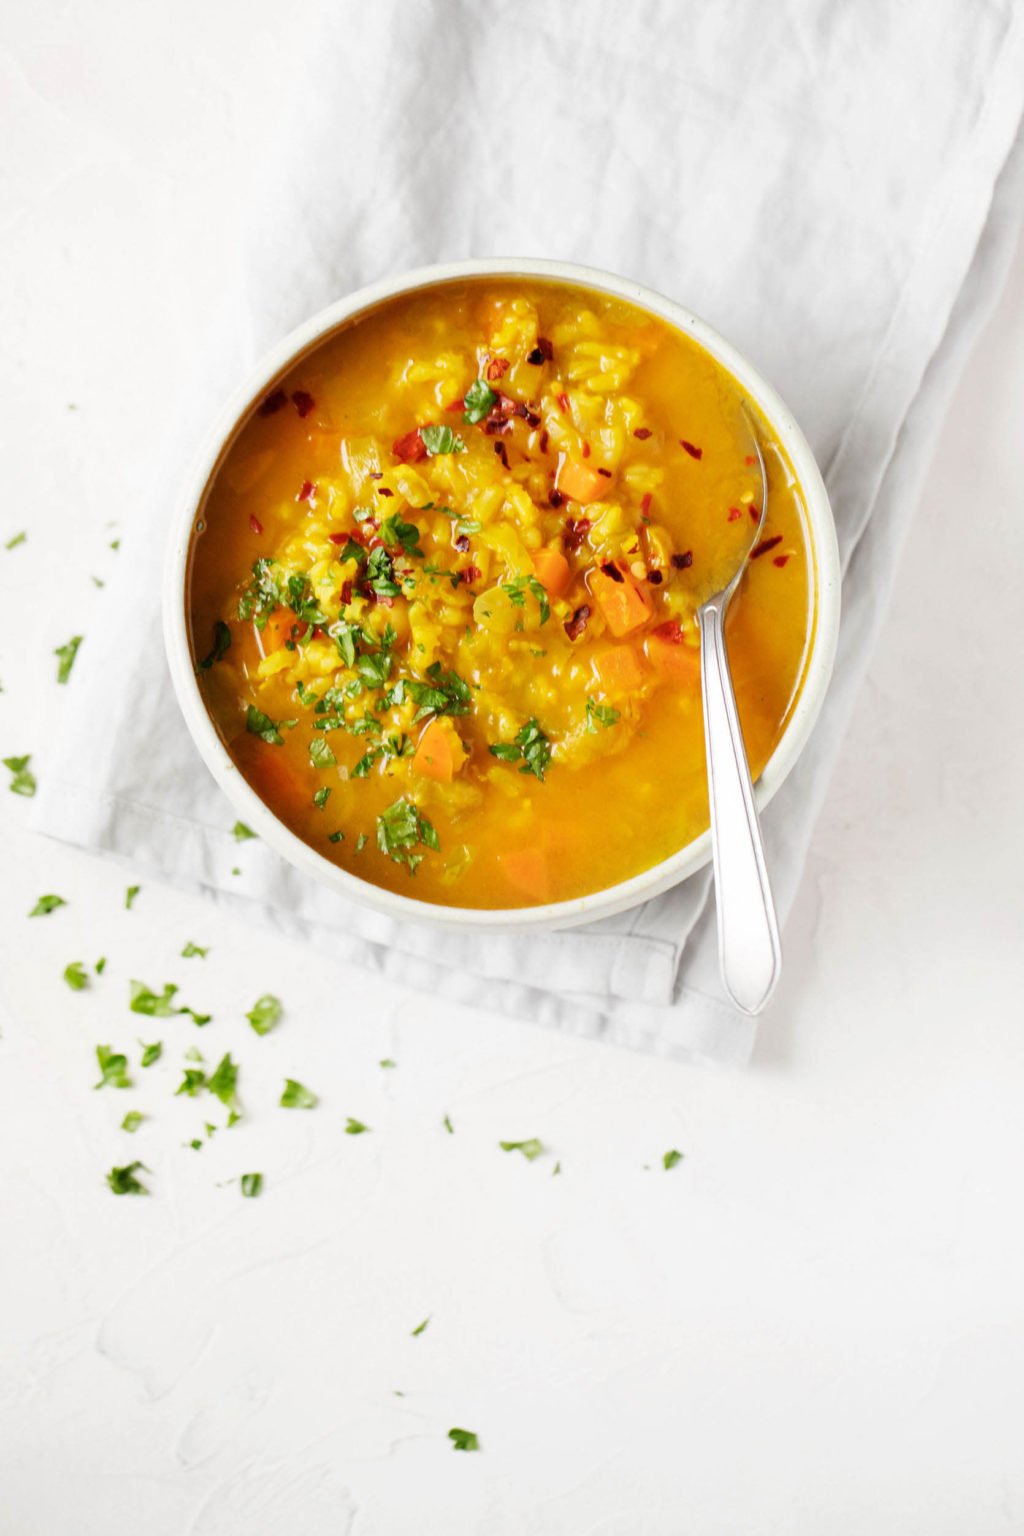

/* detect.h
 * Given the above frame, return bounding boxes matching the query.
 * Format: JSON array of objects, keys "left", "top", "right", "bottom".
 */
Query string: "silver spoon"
[{"left": 695, "top": 420, "right": 781, "bottom": 1014}]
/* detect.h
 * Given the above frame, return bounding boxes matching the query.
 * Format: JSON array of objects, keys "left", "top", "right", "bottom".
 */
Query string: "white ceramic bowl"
[{"left": 164, "top": 258, "right": 840, "bottom": 932}]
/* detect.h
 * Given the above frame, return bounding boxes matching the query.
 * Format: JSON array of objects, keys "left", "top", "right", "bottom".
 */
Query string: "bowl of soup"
[{"left": 165, "top": 260, "right": 840, "bottom": 930}]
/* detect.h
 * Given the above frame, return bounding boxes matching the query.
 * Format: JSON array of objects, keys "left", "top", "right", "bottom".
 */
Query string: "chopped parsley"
[
  {"left": 175, "top": 1067, "right": 207, "bottom": 1098},
  {"left": 55, "top": 635, "right": 83, "bottom": 683},
  {"left": 328, "top": 830, "right": 345, "bottom": 843},
  {"left": 240, "top": 1172, "right": 263, "bottom": 1198},
  {"left": 313, "top": 786, "right": 331, "bottom": 809},
  {"left": 379, "top": 513, "right": 423, "bottom": 558},
  {"left": 309, "top": 736, "right": 336, "bottom": 769},
  {"left": 410, "top": 1316, "right": 430, "bottom": 1337},
  {"left": 379, "top": 1058, "right": 397, "bottom": 1069},
  {"left": 663, "top": 1149, "right": 684, "bottom": 1171},
  {"left": 106, "top": 1161, "right": 148, "bottom": 1195},
  {"left": 365, "top": 545, "right": 402, "bottom": 598},
  {"left": 121, "top": 1111, "right": 144, "bottom": 1134},
  {"left": 124, "top": 884, "right": 140, "bottom": 910},
  {"left": 233, "top": 821, "right": 257, "bottom": 841},
  {"left": 421, "top": 424, "right": 465, "bottom": 456},
  {"left": 448, "top": 1428, "right": 480, "bottom": 1453},
  {"left": 488, "top": 718, "right": 552, "bottom": 781},
  {"left": 206, "top": 1052, "right": 239, "bottom": 1112},
  {"left": 285, "top": 572, "right": 330, "bottom": 628},
  {"left": 246, "top": 705, "right": 292, "bottom": 745},
  {"left": 331, "top": 619, "right": 361, "bottom": 667},
  {"left": 585, "top": 698, "right": 620, "bottom": 732},
  {"left": 95, "top": 1046, "right": 132, "bottom": 1090},
  {"left": 181, "top": 941, "right": 208, "bottom": 959},
  {"left": 406, "top": 663, "right": 471, "bottom": 721},
  {"left": 30, "top": 894, "right": 66, "bottom": 917},
  {"left": 140, "top": 1041, "right": 162, "bottom": 1067},
  {"left": 246, "top": 993, "right": 282, "bottom": 1036},
  {"left": 129, "top": 980, "right": 179, "bottom": 1017},
  {"left": 443, "top": 1114, "right": 454, "bottom": 1134},
  {"left": 238, "top": 557, "right": 282, "bottom": 629},
  {"left": 280, "top": 1078, "right": 317, "bottom": 1109},
  {"left": 501, "top": 574, "right": 550, "bottom": 625},
  {"left": 63, "top": 961, "right": 89, "bottom": 991},
  {"left": 344, "top": 1117, "right": 370, "bottom": 1135},
  {"left": 198, "top": 620, "right": 232, "bottom": 669},
  {"left": 5, "top": 530, "right": 27, "bottom": 550},
  {"left": 355, "top": 833, "right": 368, "bottom": 853},
  {"left": 463, "top": 379, "right": 498, "bottom": 423},
  {"left": 95, "top": 957, "right": 107, "bottom": 974},
  {"left": 3, "top": 754, "right": 36, "bottom": 797},
  {"left": 499, "top": 1137, "right": 544, "bottom": 1161},
  {"left": 376, "top": 797, "right": 439, "bottom": 873}
]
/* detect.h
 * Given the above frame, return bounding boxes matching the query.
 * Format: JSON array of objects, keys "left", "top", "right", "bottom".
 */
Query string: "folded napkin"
[{"left": 33, "top": 0, "right": 1024, "bottom": 1064}]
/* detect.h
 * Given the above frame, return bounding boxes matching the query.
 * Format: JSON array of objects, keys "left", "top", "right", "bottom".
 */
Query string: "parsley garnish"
[
  {"left": 328, "top": 830, "right": 345, "bottom": 843},
  {"left": 443, "top": 1114, "right": 454, "bottom": 1134},
  {"left": 380, "top": 513, "right": 423, "bottom": 558},
  {"left": 410, "top": 1316, "right": 430, "bottom": 1336},
  {"left": 121, "top": 1111, "right": 144, "bottom": 1133},
  {"left": 176, "top": 1067, "right": 206, "bottom": 1097},
  {"left": 181, "top": 941, "right": 208, "bottom": 958},
  {"left": 140, "top": 1041, "right": 162, "bottom": 1067},
  {"left": 125, "top": 884, "right": 140, "bottom": 910},
  {"left": 233, "top": 820, "right": 257, "bottom": 841},
  {"left": 463, "top": 378, "right": 498, "bottom": 423},
  {"left": 344, "top": 1117, "right": 370, "bottom": 1135},
  {"left": 501, "top": 574, "right": 550, "bottom": 625},
  {"left": 129, "top": 979, "right": 179, "bottom": 1017},
  {"left": 3, "top": 754, "right": 36, "bottom": 797},
  {"left": 488, "top": 718, "right": 552, "bottom": 781},
  {"left": 107, "top": 1161, "right": 148, "bottom": 1195},
  {"left": 499, "top": 1138, "right": 544, "bottom": 1161},
  {"left": 355, "top": 833, "right": 368, "bottom": 853},
  {"left": 247, "top": 994, "right": 282, "bottom": 1036},
  {"left": 237, "top": 557, "right": 282, "bottom": 629},
  {"left": 241, "top": 1172, "right": 263, "bottom": 1198},
  {"left": 206, "top": 1052, "right": 239, "bottom": 1112},
  {"left": 421, "top": 424, "right": 465, "bottom": 456},
  {"left": 379, "top": 1058, "right": 397, "bottom": 1069},
  {"left": 30, "top": 894, "right": 66, "bottom": 917},
  {"left": 64, "top": 961, "right": 88, "bottom": 991},
  {"left": 585, "top": 698, "right": 620, "bottom": 733},
  {"left": 376, "top": 797, "right": 439, "bottom": 874},
  {"left": 55, "top": 635, "right": 83, "bottom": 683},
  {"left": 313, "top": 786, "right": 331, "bottom": 808},
  {"left": 448, "top": 1428, "right": 480, "bottom": 1452},
  {"left": 246, "top": 704, "right": 292, "bottom": 745},
  {"left": 331, "top": 619, "right": 361, "bottom": 667},
  {"left": 285, "top": 572, "right": 330, "bottom": 627},
  {"left": 198, "top": 620, "right": 232, "bottom": 669},
  {"left": 406, "top": 663, "right": 471, "bottom": 721},
  {"left": 663, "top": 1149, "right": 684, "bottom": 1171},
  {"left": 5, "top": 530, "right": 27, "bottom": 550},
  {"left": 309, "top": 736, "right": 336, "bottom": 769},
  {"left": 95, "top": 1046, "right": 132, "bottom": 1090},
  {"left": 280, "top": 1078, "right": 317, "bottom": 1109},
  {"left": 365, "top": 545, "right": 402, "bottom": 598}
]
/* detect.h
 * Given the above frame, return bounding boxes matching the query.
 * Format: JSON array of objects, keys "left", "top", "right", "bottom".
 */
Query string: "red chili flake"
[
  {"left": 347, "top": 525, "right": 367, "bottom": 547},
  {"left": 339, "top": 580, "right": 353, "bottom": 606},
  {"left": 539, "top": 429, "right": 550, "bottom": 454},
  {"left": 494, "top": 441, "right": 510, "bottom": 469},
  {"left": 600, "top": 561, "right": 625, "bottom": 583},
  {"left": 549, "top": 489, "right": 565, "bottom": 509},
  {"left": 564, "top": 603, "right": 591, "bottom": 641},
  {"left": 773, "top": 554, "right": 790, "bottom": 568},
  {"left": 653, "top": 619, "right": 685, "bottom": 643},
  {"left": 633, "top": 427, "right": 653, "bottom": 440},
  {"left": 368, "top": 471, "right": 383, "bottom": 480},
  {"left": 291, "top": 390, "right": 315, "bottom": 418},
  {"left": 248, "top": 514, "right": 264, "bottom": 535},
  {"left": 526, "top": 338, "right": 553, "bottom": 364},
  {"left": 297, "top": 480, "right": 316, "bottom": 502},
  {"left": 521, "top": 405, "right": 542, "bottom": 428},
  {"left": 744, "top": 454, "right": 757, "bottom": 466},
  {"left": 597, "top": 467, "right": 612, "bottom": 478},
  {"left": 258, "top": 388, "right": 287, "bottom": 417},
  {"left": 556, "top": 392, "right": 570, "bottom": 414},
  {"left": 392, "top": 429, "right": 427, "bottom": 463},
  {"left": 445, "top": 398, "right": 466, "bottom": 413},
  {"left": 680, "top": 440, "right": 703, "bottom": 460},
  {"left": 671, "top": 551, "right": 693, "bottom": 570},
  {"left": 484, "top": 417, "right": 512, "bottom": 436},
  {"left": 327, "top": 532, "right": 347, "bottom": 545},
  {"left": 460, "top": 564, "right": 482, "bottom": 585},
  {"left": 641, "top": 492, "right": 653, "bottom": 516},
  {"left": 562, "top": 517, "right": 591, "bottom": 552},
  {"left": 648, "top": 570, "right": 663, "bottom": 585},
  {"left": 311, "top": 625, "right": 327, "bottom": 641},
  {"left": 751, "top": 534, "right": 784, "bottom": 560},
  {"left": 454, "top": 534, "right": 470, "bottom": 553},
  {"left": 486, "top": 357, "right": 510, "bottom": 381},
  {"left": 582, "top": 440, "right": 591, "bottom": 459},
  {"left": 727, "top": 507, "right": 743, "bottom": 522},
  {"left": 376, "top": 486, "right": 394, "bottom": 497}
]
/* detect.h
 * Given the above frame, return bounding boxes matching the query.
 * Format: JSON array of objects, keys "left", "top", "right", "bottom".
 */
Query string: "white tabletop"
[{"left": 1, "top": 10, "right": 1022, "bottom": 1532}]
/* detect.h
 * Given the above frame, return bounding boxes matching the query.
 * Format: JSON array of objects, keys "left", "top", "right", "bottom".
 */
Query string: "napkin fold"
[{"left": 33, "top": 1, "right": 1024, "bottom": 1063}]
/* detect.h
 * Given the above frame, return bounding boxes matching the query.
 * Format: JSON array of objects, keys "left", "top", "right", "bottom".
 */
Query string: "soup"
[{"left": 188, "top": 279, "right": 814, "bottom": 909}]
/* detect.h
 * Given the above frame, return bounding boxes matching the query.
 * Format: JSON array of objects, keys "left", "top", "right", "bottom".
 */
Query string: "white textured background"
[{"left": 1, "top": 6, "right": 1023, "bottom": 1533}]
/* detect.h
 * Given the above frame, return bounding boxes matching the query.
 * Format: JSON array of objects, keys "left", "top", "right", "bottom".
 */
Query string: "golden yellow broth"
[{"left": 188, "top": 278, "right": 814, "bottom": 909}]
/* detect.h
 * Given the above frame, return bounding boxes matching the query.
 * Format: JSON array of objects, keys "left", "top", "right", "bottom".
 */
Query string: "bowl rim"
[{"left": 163, "top": 257, "right": 841, "bottom": 932}]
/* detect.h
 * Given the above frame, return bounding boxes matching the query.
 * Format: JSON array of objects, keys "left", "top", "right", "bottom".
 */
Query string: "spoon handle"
[{"left": 698, "top": 595, "right": 782, "bottom": 1014}]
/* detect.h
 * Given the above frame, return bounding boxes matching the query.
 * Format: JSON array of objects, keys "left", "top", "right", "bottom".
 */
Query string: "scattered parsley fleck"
[
  {"left": 233, "top": 821, "right": 257, "bottom": 841},
  {"left": 121, "top": 1111, "right": 144, "bottom": 1134},
  {"left": 181, "top": 941, "right": 208, "bottom": 958},
  {"left": 206, "top": 1052, "right": 239, "bottom": 1112},
  {"left": 4, "top": 531, "right": 27, "bottom": 550},
  {"left": 129, "top": 980, "right": 178, "bottom": 1017},
  {"left": 247, "top": 993, "right": 282, "bottom": 1036},
  {"left": 376, "top": 797, "right": 439, "bottom": 874},
  {"left": 443, "top": 1114, "right": 454, "bottom": 1134},
  {"left": 63, "top": 961, "right": 88, "bottom": 991},
  {"left": 344, "top": 1117, "right": 370, "bottom": 1135},
  {"left": 328, "top": 830, "right": 345, "bottom": 843},
  {"left": 3, "top": 754, "right": 36, "bottom": 797},
  {"left": 55, "top": 636, "right": 83, "bottom": 684},
  {"left": 95, "top": 957, "right": 107, "bottom": 975},
  {"left": 421, "top": 424, "right": 465, "bottom": 456},
  {"left": 410, "top": 1316, "right": 430, "bottom": 1337},
  {"left": 309, "top": 737, "right": 336, "bottom": 770},
  {"left": 95, "top": 1045, "right": 132, "bottom": 1090},
  {"left": 30, "top": 894, "right": 66, "bottom": 917},
  {"left": 379, "top": 513, "right": 424, "bottom": 558},
  {"left": 585, "top": 698, "right": 620, "bottom": 733},
  {"left": 198, "top": 619, "right": 232, "bottom": 669},
  {"left": 663, "top": 1149, "right": 684, "bottom": 1171},
  {"left": 280, "top": 1078, "right": 317, "bottom": 1109},
  {"left": 379, "top": 1058, "right": 397, "bottom": 1069},
  {"left": 140, "top": 1041, "right": 162, "bottom": 1067},
  {"left": 501, "top": 573, "right": 550, "bottom": 625},
  {"left": 246, "top": 704, "right": 288, "bottom": 745},
  {"left": 365, "top": 545, "right": 402, "bottom": 599},
  {"left": 313, "top": 786, "right": 331, "bottom": 809},
  {"left": 354, "top": 833, "right": 368, "bottom": 853},
  {"left": 448, "top": 1428, "right": 480, "bottom": 1452},
  {"left": 106, "top": 1161, "right": 148, "bottom": 1195},
  {"left": 406, "top": 662, "right": 471, "bottom": 721},
  {"left": 176, "top": 1067, "right": 207, "bottom": 1098},
  {"left": 488, "top": 718, "right": 552, "bottom": 781},
  {"left": 241, "top": 1172, "right": 263, "bottom": 1198},
  {"left": 124, "top": 884, "right": 140, "bottom": 910},
  {"left": 462, "top": 378, "right": 498, "bottom": 424},
  {"left": 499, "top": 1138, "right": 544, "bottom": 1161}
]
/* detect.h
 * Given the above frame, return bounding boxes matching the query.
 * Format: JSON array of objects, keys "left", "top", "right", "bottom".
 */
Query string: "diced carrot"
[
  {"left": 555, "top": 456, "right": 608, "bottom": 505},
  {"left": 588, "top": 564, "right": 652, "bottom": 637},
  {"left": 647, "top": 629, "right": 701, "bottom": 685},
  {"left": 259, "top": 610, "right": 308, "bottom": 655},
  {"left": 531, "top": 547, "right": 572, "bottom": 598},
  {"left": 497, "top": 847, "right": 551, "bottom": 902},
  {"left": 412, "top": 718, "right": 463, "bottom": 783},
  {"left": 593, "top": 644, "right": 645, "bottom": 694}
]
